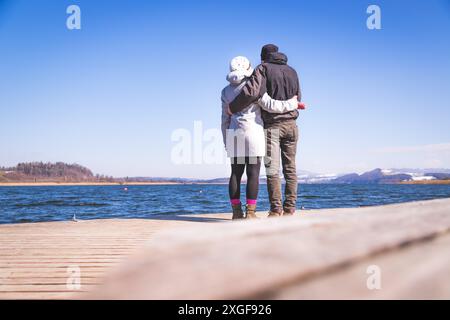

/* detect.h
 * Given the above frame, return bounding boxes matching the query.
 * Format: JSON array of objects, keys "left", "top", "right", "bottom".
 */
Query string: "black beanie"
[{"left": 261, "top": 44, "right": 279, "bottom": 61}]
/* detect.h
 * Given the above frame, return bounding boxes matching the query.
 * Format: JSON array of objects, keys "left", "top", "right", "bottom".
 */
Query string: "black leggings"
[{"left": 229, "top": 157, "right": 261, "bottom": 201}]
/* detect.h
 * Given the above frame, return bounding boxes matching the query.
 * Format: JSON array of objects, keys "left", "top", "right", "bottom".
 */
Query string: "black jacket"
[{"left": 229, "top": 52, "right": 301, "bottom": 125}]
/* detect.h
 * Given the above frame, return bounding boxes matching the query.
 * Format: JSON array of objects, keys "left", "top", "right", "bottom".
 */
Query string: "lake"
[{"left": 1, "top": 184, "right": 450, "bottom": 224}]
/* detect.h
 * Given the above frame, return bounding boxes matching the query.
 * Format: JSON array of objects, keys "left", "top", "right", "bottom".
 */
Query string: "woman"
[{"left": 221, "top": 56, "right": 299, "bottom": 219}]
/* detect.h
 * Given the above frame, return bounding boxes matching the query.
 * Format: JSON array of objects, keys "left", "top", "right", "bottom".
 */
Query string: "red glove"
[{"left": 298, "top": 102, "right": 306, "bottom": 110}]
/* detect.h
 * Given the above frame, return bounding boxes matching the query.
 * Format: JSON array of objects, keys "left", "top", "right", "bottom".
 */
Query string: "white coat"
[{"left": 221, "top": 71, "right": 298, "bottom": 158}]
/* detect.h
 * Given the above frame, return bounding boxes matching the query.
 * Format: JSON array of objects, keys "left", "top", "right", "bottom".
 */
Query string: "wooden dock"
[
  {"left": 0, "top": 214, "right": 227, "bottom": 299},
  {"left": 1, "top": 198, "right": 450, "bottom": 299}
]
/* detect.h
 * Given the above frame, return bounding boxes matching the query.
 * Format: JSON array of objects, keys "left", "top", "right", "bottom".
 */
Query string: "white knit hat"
[
  {"left": 229, "top": 56, "right": 253, "bottom": 76},
  {"left": 227, "top": 56, "right": 253, "bottom": 84}
]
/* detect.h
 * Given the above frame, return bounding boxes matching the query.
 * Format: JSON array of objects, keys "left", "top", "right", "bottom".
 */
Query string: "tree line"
[{"left": 0, "top": 162, "right": 114, "bottom": 182}]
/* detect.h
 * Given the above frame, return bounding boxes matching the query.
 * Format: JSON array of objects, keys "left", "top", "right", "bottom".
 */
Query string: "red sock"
[
  {"left": 230, "top": 199, "right": 241, "bottom": 205},
  {"left": 247, "top": 199, "right": 257, "bottom": 205}
]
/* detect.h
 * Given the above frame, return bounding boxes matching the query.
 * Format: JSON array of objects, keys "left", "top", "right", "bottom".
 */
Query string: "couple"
[{"left": 221, "top": 44, "right": 304, "bottom": 220}]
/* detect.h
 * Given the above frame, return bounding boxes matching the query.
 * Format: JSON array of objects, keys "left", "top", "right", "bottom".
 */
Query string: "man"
[{"left": 229, "top": 44, "right": 301, "bottom": 217}]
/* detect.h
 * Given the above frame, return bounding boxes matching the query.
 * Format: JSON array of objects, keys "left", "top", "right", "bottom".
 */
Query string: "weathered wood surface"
[
  {"left": 1, "top": 198, "right": 450, "bottom": 299},
  {"left": 0, "top": 215, "right": 227, "bottom": 299},
  {"left": 90, "top": 198, "right": 450, "bottom": 300},
  {"left": 274, "top": 232, "right": 450, "bottom": 299}
]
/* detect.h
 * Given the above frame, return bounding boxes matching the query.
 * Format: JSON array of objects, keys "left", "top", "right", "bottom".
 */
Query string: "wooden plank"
[
  {"left": 274, "top": 233, "right": 450, "bottom": 299},
  {"left": 2, "top": 199, "right": 450, "bottom": 299},
  {"left": 0, "top": 284, "right": 98, "bottom": 292},
  {"left": 0, "top": 278, "right": 101, "bottom": 285},
  {"left": 0, "top": 273, "right": 105, "bottom": 279},
  {"left": 0, "top": 215, "right": 224, "bottom": 299},
  {"left": 88, "top": 198, "right": 450, "bottom": 299},
  {"left": 0, "top": 259, "right": 122, "bottom": 263},
  {"left": 0, "top": 264, "right": 117, "bottom": 269},
  {"left": 0, "top": 292, "right": 78, "bottom": 299}
]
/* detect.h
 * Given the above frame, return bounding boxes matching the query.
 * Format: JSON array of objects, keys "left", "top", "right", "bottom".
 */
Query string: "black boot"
[{"left": 232, "top": 204, "right": 244, "bottom": 220}]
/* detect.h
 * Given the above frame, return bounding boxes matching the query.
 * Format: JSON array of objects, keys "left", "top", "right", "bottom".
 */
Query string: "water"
[{"left": 0, "top": 184, "right": 449, "bottom": 224}]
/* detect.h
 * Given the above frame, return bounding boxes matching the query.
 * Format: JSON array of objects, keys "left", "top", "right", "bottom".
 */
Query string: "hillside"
[
  {"left": 1, "top": 163, "right": 450, "bottom": 185},
  {"left": 332, "top": 168, "right": 412, "bottom": 184},
  {"left": 0, "top": 162, "right": 113, "bottom": 183}
]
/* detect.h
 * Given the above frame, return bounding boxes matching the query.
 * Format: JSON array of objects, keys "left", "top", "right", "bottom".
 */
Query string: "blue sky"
[{"left": 1, "top": 0, "right": 449, "bottom": 178}]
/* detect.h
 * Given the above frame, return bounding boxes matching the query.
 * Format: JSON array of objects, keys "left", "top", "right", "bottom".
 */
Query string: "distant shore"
[
  {"left": 399, "top": 180, "right": 450, "bottom": 185},
  {"left": 0, "top": 181, "right": 190, "bottom": 187},
  {"left": 1, "top": 180, "right": 449, "bottom": 186},
  {"left": 0, "top": 180, "right": 450, "bottom": 187}
]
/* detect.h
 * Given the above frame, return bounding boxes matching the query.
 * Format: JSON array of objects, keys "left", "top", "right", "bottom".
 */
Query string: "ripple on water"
[{"left": 0, "top": 184, "right": 450, "bottom": 224}]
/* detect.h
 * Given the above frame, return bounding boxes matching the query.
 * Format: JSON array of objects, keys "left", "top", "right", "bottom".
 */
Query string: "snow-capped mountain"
[{"left": 296, "top": 168, "right": 450, "bottom": 184}]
